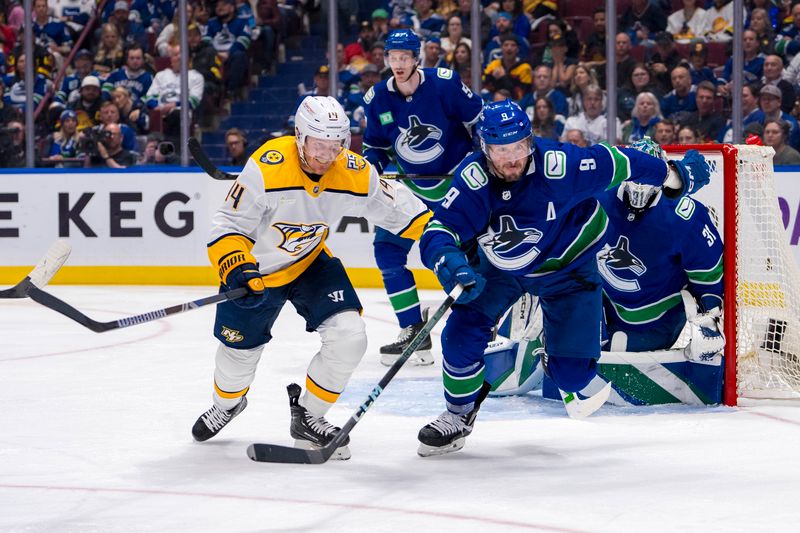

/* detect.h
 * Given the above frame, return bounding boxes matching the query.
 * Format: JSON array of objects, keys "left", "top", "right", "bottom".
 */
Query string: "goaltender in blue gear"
[
  {"left": 416, "top": 99, "right": 711, "bottom": 457},
  {"left": 362, "top": 28, "right": 483, "bottom": 366}
]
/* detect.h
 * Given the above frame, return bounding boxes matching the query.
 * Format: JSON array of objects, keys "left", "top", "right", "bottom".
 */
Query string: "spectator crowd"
[
  {"left": 0, "top": 0, "right": 304, "bottom": 167},
  {"left": 5, "top": 1, "right": 800, "bottom": 168}
]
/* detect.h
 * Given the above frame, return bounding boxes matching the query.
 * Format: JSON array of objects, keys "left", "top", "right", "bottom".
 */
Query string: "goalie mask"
[
  {"left": 294, "top": 95, "right": 351, "bottom": 172},
  {"left": 623, "top": 137, "right": 668, "bottom": 214},
  {"left": 477, "top": 99, "right": 534, "bottom": 182}
]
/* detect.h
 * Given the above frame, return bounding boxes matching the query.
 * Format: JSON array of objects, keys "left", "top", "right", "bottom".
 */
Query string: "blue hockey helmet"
[
  {"left": 384, "top": 29, "right": 422, "bottom": 57},
  {"left": 477, "top": 99, "right": 534, "bottom": 181},
  {"left": 477, "top": 99, "right": 532, "bottom": 148}
]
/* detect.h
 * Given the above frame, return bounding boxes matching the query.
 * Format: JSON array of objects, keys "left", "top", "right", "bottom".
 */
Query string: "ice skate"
[
  {"left": 287, "top": 383, "right": 351, "bottom": 460},
  {"left": 417, "top": 382, "right": 491, "bottom": 457},
  {"left": 379, "top": 308, "right": 433, "bottom": 366},
  {"left": 191, "top": 396, "right": 247, "bottom": 442}
]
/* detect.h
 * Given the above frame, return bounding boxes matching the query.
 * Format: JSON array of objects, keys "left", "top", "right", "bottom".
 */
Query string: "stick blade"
[
  {"left": 0, "top": 240, "right": 72, "bottom": 299},
  {"left": 560, "top": 381, "right": 612, "bottom": 419},
  {"left": 28, "top": 239, "right": 72, "bottom": 289},
  {"left": 247, "top": 443, "right": 329, "bottom": 464}
]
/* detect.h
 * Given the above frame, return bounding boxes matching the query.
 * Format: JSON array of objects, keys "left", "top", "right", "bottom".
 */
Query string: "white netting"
[{"left": 735, "top": 145, "right": 800, "bottom": 399}]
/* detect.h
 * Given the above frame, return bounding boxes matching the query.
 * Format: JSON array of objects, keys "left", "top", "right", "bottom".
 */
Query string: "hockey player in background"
[
  {"left": 597, "top": 138, "right": 724, "bottom": 358},
  {"left": 362, "top": 28, "right": 483, "bottom": 367},
  {"left": 191, "top": 96, "right": 430, "bottom": 460},
  {"left": 416, "top": 100, "right": 711, "bottom": 456}
]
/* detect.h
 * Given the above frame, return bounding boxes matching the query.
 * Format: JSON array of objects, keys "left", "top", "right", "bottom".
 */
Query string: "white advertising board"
[{"left": 0, "top": 165, "right": 798, "bottom": 283}]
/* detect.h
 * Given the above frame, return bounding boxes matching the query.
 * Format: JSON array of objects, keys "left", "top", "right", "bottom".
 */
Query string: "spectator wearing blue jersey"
[
  {"left": 745, "top": 83, "right": 800, "bottom": 149},
  {"left": 686, "top": 42, "right": 718, "bottom": 88},
  {"left": 204, "top": 0, "right": 252, "bottom": 97},
  {"left": 409, "top": 0, "right": 445, "bottom": 40},
  {"left": 3, "top": 50, "right": 53, "bottom": 113},
  {"left": 111, "top": 86, "right": 149, "bottom": 134},
  {"left": 718, "top": 30, "right": 764, "bottom": 99},
  {"left": 519, "top": 64, "right": 567, "bottom": 119},
  {"left": 420, "top": 37, "right": 446, "bottom": 69},
  {"left": 660, "top": 65, "right": 697, "bottom": 122},
  {"left": 43, "top": 109, "right": 83, "bottom": 167},
  {"left": 51, "top": 49, "right": 95, "bottom": 110},
  {"left": 362, "top": 29, "right": 483, "bottom": 366},
  {"left": 28, "top": 0, "right": 73, "bottom": 64},
  {"left": 106, "top": 1, "right": 148, "bottom": 53},
  {"left": 102, "top": 44, "right": 153, "bottom": 104},
  {"left": 415, "top": 101, "right": 711, "bottom": 456},
  {"left": 620, "top": 91, "right": 662, "bottom": 144},
  {"left": 51, "top": 0, "right": 94, "bottom": 38},
  {"left": 342, "top": 63, "right": 381, "bottom": 134},
  {"left": 483, "top": 14, "right": 529, "bottom": 68}
]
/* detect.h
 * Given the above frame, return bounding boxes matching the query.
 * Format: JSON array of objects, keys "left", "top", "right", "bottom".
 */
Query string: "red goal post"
[{"left": 664, "top": 143, "right": 800, "bottom": 406}]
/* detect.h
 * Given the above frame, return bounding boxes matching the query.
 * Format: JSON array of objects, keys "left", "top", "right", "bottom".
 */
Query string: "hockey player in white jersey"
[{"left": 191, "top": 96, "right": 431, "bottom": 459}]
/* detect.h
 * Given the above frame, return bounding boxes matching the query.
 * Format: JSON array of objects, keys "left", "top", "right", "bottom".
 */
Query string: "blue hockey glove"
[
  {"left": 669, "top": 150, "right": 710, "bottom": 196},
  {"left": 432, "top": 248, "right": 486, "bottom": 304},
  {"left": 225, "top": 263, "right": 268, "bottom": 309}
]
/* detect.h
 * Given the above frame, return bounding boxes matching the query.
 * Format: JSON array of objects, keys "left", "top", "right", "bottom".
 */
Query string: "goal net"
[{"left": 665, "top": 144, "right": 800, "bottom": 404}]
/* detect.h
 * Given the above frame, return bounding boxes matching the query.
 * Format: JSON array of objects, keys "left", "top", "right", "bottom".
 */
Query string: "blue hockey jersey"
[
  {"left": 362, "top": 67, "right": 482, "bottom": 207},
  {"left": 420, "top": 139, "right": 671, "bottom": 278},
  {"left": 597, "top": 188, "right": 723, "bottom": 330},
  {"left": 102, "top": 67, "right": 153, "bottom": 102}
]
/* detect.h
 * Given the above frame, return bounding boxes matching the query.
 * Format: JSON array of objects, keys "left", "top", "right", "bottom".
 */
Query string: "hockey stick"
[
  {"left": 188, "top": 137, "right": 451, "bottom": 181},
  {"left": 247, "top": 284, "right": 464, "bottom": 464},
  {"left": 0, "top": 240, "right": 72, "bottom": 299},
  {"left": 27, "top": 285, "right": 248, "bottom": 333}
]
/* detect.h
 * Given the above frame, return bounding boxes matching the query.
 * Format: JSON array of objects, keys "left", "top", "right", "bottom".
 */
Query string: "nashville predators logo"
[
  {"left": 220, "top": 326, "right": 244, "bottom": 343},
  {"left": 273, "top": 221, "right": 328, "bottom": 255},
  {"left": 260, "top": 150, "right": 284, "bottom": 165}
]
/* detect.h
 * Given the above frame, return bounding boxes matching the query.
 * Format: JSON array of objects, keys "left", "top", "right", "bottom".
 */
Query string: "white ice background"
[{"left": 2, "top": 286, "right": 800, "bottom": 532}]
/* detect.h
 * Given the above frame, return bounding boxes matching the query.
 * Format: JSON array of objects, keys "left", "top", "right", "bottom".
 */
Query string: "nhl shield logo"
[
  {"left": 260, "top": 150, "right": 284, "bottom": 165},
  {"left": 502, "top": 190, "right": 511, "bottom": 201},
  {"left": 273, "top": 221, "right": 328, "bottom": 255}
]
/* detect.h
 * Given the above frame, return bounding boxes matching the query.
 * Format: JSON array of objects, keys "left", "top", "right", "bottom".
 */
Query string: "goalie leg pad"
[
  {"left": 302, "top": 310, "right": 367, "bottom": 417},
  {"left": 213, "top": 343, "right": 264, "bottom": 409}
]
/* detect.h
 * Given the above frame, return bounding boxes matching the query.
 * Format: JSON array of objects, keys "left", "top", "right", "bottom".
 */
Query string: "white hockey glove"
[{"left": 682, "top": 291, "right": 725, "bottom": 362}]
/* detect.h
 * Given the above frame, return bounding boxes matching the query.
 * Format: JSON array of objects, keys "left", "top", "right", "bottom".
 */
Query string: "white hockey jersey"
[{"left": 208, "top": 136, "right": 431, "bottom": 287}]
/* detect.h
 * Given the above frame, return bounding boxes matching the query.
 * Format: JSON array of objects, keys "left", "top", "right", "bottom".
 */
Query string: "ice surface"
[{"left": 2, "top": 286, "right": 799, "bottom": 532}]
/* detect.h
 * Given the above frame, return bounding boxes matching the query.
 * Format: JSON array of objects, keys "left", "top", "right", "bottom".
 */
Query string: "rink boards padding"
[{"left": 1, "top": 166, "right": 800, "bottom": 287}]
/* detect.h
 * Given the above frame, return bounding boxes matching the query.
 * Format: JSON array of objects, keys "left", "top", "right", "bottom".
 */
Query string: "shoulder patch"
[
  {"left": 346, "top": 152, "right": 367, "bottom": 171},
  {"left": 543, "top": 150, "right": 566, "bottom": 179},
  {"left": 436, "top": 67, "right": 453, "bottom": 79},
  {"left": 675, "top": 196, "right": 695, "bottom": 220},
  {"left": 364, "top": 86, "right": 375, "bottom": 105},
  {"left": 460, "top": 161, "right": 489, "bottom": 190},
  {"left": 260, "top": 150, "right": 284, "bottom": 165}
]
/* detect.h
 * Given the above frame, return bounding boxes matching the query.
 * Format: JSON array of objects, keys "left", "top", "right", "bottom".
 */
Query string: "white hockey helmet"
[
  {"left": 294, "top": 95, "right": 351, "bottom": 165},
  {"left": 623, "top": 136, "right": 667, "bottom": 212}
]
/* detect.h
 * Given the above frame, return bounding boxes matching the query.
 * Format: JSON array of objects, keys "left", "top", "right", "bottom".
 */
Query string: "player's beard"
[{"left": 490, "top": 155, "right": 531, "bottom": 182}]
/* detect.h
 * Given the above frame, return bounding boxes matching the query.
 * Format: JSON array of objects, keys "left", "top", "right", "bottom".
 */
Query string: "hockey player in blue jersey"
[
  {"left": 362, "top": 29, "right": 483, "bottom": 366},
  {"left": 482, "top": 138, "right": 725, "bottom": 400},
  {"left": 597, "top": 138, "right": 724, "bottom": 360},
  {"left": 416, "top": 100, "right": 711, "bottom": 456}
]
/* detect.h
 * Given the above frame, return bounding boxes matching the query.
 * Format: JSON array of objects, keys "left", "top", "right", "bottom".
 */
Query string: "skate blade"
[
  {"left": 417, "top": 437, "right": 465, "bottom": 457},
  {"left": 380, "top": 349, "right": 434, "bottom": 367},
  {"left": 293, "top": 439, "right": 351, "bottom": 460}
]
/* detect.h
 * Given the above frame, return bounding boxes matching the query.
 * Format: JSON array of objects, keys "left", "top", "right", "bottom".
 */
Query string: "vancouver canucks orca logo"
[
  {"left": 597, "top": 235, "right": 646, "bottom": 292},
  {"left": 272, "top": 222, "right": 328, "bottom": 255},
  {"left": 394, "top": 115, "right": 443, "bottom": 164},
  {"left": 478, "top": 215, "right": 543, "bottom": 270}
]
